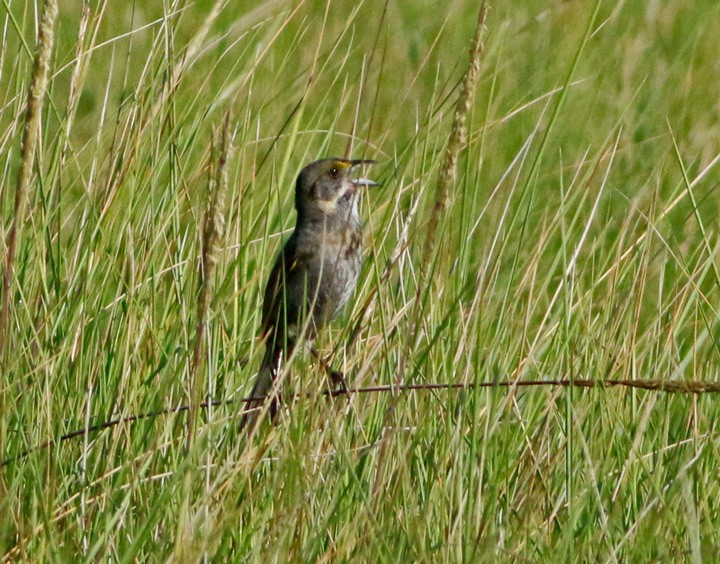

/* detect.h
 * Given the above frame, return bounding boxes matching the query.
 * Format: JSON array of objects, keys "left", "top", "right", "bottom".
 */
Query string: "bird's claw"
[{"left": 328, "top": 369, "right": 348, "bottom": 394}]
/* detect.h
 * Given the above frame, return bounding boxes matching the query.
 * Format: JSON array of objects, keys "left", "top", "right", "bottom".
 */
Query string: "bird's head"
[{"left": 295, "top": 158, "right": 378, "bottom": 222}]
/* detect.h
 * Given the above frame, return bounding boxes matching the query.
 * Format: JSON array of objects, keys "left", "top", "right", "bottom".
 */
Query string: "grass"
[{"left": 2, "top": 0, "right": 720, "bottom": 560}]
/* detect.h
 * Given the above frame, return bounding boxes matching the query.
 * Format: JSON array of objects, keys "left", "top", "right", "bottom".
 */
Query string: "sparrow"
[{"left": 241, "top": 158, "right": 378, "bottom": 429}]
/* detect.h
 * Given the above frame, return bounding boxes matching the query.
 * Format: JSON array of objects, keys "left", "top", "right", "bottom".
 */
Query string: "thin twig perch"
[{"left": 3, "top": 376, "right": 718, "bottom": 467}]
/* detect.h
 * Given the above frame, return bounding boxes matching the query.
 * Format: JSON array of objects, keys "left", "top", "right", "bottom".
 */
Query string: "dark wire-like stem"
[{"left": 4, "top": 376, "right": 719, "bottom": 468}]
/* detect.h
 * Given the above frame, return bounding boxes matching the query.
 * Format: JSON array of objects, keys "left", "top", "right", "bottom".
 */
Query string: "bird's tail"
[{"left": 239, "top": 345, "right": 283, "bottom": 432}]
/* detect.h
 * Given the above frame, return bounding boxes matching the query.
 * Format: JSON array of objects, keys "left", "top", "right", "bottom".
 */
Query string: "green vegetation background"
[{"left": 2, "top": 0, "right": 720, "bottom": 560}]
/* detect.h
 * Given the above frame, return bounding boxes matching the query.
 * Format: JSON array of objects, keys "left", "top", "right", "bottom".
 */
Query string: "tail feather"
[{"left": 240, "top": 346, "right": 283, "bottom": 431}]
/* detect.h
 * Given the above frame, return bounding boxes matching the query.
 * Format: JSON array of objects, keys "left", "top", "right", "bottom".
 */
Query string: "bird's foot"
[
  {"left": 310, "top": 347, "right": 349, "bottom": 394},
  {"left": 327, "top": 368, "right": 348, "bottom": 394}
]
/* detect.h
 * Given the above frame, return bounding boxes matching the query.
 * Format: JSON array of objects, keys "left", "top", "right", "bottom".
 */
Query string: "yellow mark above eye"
[{"left": 331, "top": 160, "right": 353, "bottom": 170}]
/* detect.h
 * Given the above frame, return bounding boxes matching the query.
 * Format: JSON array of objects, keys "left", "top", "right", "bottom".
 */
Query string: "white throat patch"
[{"left": 316, "top": 197, "right": 339, "bottom": 215}]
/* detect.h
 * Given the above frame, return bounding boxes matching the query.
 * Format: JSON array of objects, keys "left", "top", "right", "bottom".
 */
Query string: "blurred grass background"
[{"left": 2, "top": 0, "right": 720, "bottom": 560}]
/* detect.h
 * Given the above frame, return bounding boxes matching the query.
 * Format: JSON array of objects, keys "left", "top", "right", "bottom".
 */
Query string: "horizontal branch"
[{"left": 4, "top": 377, "right": 718, "bottom": 467}]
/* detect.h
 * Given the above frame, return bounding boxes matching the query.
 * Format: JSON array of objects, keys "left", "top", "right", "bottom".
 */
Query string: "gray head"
[{"left": 294, "top": 158, "right": 377, "bottom": 223}]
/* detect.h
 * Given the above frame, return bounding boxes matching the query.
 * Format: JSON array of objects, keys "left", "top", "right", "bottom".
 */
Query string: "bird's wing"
[
  {"left": 261, "top": 233, "right": 318, "bottom": 340},
  {"left": 261, "top": 234, "right": 295, "bottom": 338}
]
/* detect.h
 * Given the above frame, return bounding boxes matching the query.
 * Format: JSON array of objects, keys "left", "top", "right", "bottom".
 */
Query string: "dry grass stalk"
[
  {"left": 422, "top": 1, "right": 488, "bottom": 266},
  {"left": 185, "top": 113, "right": 231, "bottom": 452},
  {"left": 372, "top": 2, "right": 489, "bottom": 499},
  {"left": 57, "top": 1, "right": 93, "bottom": 171},
  {"left": 6, "top": 376, "right": 719, "bottom": 468},
  {"left": 0, "top": 0, "right": 59, "bottom": 363}
]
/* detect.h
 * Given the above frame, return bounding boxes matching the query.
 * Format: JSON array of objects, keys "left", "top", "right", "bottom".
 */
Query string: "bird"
[{"left": 241, "top": 157, "right": 378, "bottom": 430}]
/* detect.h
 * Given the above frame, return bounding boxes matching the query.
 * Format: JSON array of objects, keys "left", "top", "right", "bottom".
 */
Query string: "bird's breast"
[{"left": 297, "top": 225, "right": 363, "bottom": 321}]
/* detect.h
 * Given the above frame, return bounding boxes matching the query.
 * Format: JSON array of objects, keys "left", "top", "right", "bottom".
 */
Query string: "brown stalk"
[
  {"left": 372, "top": 1, "right": 489, "bottom": 499},
  {"left": 185, "top": 113, "right": 231, "bottom": 453},
  {"left": 421, "top": 1, "right": 488, "bottom": 267},
  {"left": 0, "top": 0, "right": 58, "bottom": 363},
  {"left": 4, "top": 376, "right": 719, "bottom": 468}
]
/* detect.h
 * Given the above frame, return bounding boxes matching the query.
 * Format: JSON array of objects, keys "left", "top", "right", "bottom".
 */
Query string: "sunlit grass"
[{"left": 2, "top": 0, "right": 720, "bottom": 560}]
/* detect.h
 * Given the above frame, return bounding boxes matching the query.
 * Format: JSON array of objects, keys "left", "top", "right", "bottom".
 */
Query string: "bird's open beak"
[{"left": 349, "top": 159, "right": 380, "bottom": 187}]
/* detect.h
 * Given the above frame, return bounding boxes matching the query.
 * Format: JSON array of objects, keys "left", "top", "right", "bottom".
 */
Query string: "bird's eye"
[{"left": 329, "top": 167, "right": 339, "bottom": 178}]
